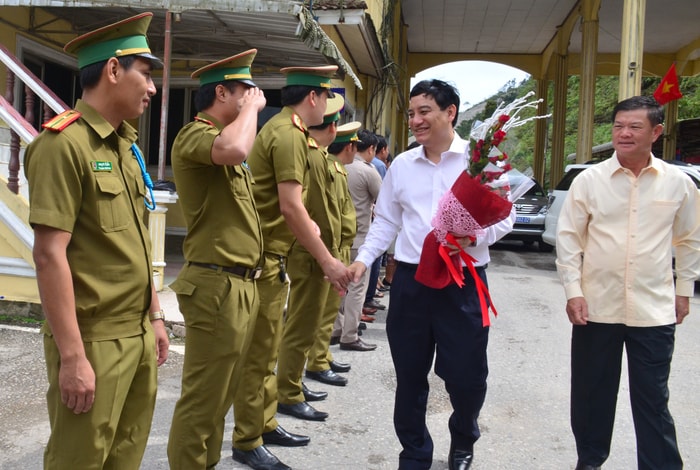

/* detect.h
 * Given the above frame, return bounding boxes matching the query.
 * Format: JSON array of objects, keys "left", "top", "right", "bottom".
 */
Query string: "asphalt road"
[{"left": 2, "top": 242, "right": 700, "bottom": 469}]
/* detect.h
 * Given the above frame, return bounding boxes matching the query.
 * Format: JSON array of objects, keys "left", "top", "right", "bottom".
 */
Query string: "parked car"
[
  {"left": 541, "top": 159, "right": 700, "bottom": 248},
  {"left": 502, "top": 178, "right": 552, "bottom": 252}
]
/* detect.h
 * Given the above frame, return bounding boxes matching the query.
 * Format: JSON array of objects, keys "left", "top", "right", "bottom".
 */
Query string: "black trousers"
[
  {"left": 387, "top": 263, "right": 489, "bottom": 470},
  {"left": 571, "top": 322, "right": 682, "bottom": 469}
]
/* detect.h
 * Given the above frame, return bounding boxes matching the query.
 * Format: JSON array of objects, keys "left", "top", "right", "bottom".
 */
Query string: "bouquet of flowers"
[{"left": 415, "top": 91, "right": 550, "bottom": 326}]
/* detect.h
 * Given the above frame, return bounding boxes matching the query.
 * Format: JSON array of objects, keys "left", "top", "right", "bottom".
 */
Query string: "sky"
[{"left": 411, "top": 61, "right": 531, "bottom": 111}]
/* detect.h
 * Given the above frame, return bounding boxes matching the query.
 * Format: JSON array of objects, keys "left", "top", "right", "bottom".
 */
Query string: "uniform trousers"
[
  {"left": 307, "top": 288, "right": 343, "bottom": 372},
  {"left": 307, "top": 246, "right": 349, "bottom": 371},
  {"left": 43, "top": 321, "right": 157, "bottom": 470},
  {"left": 232, "top": 253, "right": 289, "bottom": 451},
  {"left": 168, "top": 264, "right": 258, "bottom": 469},
  {"left": 334, "top": 248, "right": 370, "bottom": 343},
  {"left": 571, "top": 322, "right": 682, "bottom": 469},
  {"left": 277, "top": 246, "right": 332, "bottom": 403},
  {"left": 387, "top": 263, "right": 489, "bottom": 470}
]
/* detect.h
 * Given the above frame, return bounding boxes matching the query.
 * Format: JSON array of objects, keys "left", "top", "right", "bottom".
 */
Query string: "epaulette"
[
  {"left": 291, "top": 113, "right": 306, "bottom": 132},
  {"left": 333, "top": 160, "right": 347, "bottom": 176},
  {"left": 194, "top": 116, "right": 215, "bottom": 126},
  {"left": 307, "top": 136, "right": 319, "bottom": 149},
  {"left": 42, "top": 110, "right": 82, "bottom": 132}
]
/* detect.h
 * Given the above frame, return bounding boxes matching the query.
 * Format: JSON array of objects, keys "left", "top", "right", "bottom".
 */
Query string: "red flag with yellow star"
[{"left": 653, "top": 63, "right": 683, "bottom": 105}]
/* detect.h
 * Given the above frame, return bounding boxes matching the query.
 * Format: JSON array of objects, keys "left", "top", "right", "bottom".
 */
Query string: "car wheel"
[{"left": 538, "top": 241, "right": 554, "bottom": 252}]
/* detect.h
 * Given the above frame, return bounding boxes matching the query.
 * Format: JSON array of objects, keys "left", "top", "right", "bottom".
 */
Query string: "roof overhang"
[
  {"left": 313, "top": 7, "right": 385, "bottom": 77},
  {"left": 4, "top": 0, "right": 361, "bottom": 88}
]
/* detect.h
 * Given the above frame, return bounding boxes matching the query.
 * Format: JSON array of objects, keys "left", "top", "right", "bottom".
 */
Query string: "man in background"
[
  {"left": 231, "top": 66, "right": 352, "bottom": 470},
  {"left": 556, "top": 95, "right": 700, "bottom": 470},
  {"left": 168, "top": 49, "right": 266, "bottom": 469},
  {"left": 25, "top": 13, "right": 169, "bottom": 469}
]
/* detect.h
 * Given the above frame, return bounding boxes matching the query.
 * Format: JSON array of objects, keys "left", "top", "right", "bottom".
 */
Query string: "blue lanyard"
[{"left": 130, "top": 143, "right": 156, "bottom": 211}]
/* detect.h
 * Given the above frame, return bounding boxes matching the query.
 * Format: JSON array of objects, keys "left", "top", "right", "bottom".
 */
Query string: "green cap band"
[
  {"left": 285, "top": 72, "right": 332, "bottom": 89},
  {"left": 77, "top": 35, "right": 151, "bottom": 68},
  {"left": 199, "top": 66, "right": 253, "bottom": 86},
  {"left": 323, "top": 111, "right": 341, "bottom": 125},
  {"left": 334, "top": 133, "right": 359, "bottom": 144}
]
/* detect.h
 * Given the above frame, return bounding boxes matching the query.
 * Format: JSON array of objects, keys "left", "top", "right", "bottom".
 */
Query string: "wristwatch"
[{"left": 148, "top": 309, "right": 166, "bottom": 322}]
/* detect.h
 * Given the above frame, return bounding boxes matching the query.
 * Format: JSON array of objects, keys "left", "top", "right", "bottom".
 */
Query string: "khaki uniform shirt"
[
  {"left": 171, "top": 112, "right": 263, "bottom": 268},
  {"left": 247, "top": 107, "right": 309, "bottom": 255},
  {"left": 25, "top": 99, "right": 152, "bottom": 341},
  {"left": 327, "top": 154, "right": 356, "bottom": 257},
  {"left": 296, "top": 142, "right": 339, "bottom": 257}
]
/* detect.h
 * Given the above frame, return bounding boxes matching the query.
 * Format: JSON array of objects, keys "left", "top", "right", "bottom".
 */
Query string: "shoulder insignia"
[
  {"left": 334, "top": 160, "right": 347, "bottom": 175},
  {"left": 42, "top": 110, "right": 82, "bottom": 132},
  {"left": 194, "top": 116, "right": 215, "bottom": 127},
  {"left": 307, "top": 136, "right": 319, "bottom": 149},
  {"left": 291, "top": 113, "right": 306, "bottom": 132}
]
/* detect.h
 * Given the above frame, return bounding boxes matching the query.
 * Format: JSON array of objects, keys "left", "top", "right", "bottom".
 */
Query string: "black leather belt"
[{"left": 188, "top": 262, "right": 262, "bottom": 280}]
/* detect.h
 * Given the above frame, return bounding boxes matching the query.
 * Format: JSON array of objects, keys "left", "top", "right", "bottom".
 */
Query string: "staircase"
[
  {"left": 0, "top": 44, "right": 177, "bottom": 306},
  {"left": 0, "top": 43, "right": 70, "bottom": 304}
]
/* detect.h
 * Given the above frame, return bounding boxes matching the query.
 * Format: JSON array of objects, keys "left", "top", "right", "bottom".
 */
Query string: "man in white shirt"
[
  {"left": 350, "top": 79, "right": 515, "bottom": 470},
  {"left": 556, "top": 95, "right": 700, "bottom": 470}
]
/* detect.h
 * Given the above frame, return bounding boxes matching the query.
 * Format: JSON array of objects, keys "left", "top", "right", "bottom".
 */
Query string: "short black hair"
[
  {"left": 376, "top": 135, "right": 387, "bottom": 153},
  {"left": 409, "top": 79, "right": 460, "bottom": 127},
  {"left": 612, "top": 95, "right": 664, "bottom": 127},
  {"left": 193, "top": 81, "right": 243, "bottom": 112},
  {"left": 356, "top": 129, "right": 378, "bottom": 152},
  {"left": 80, "top": 56, "right": 136, "bottom": 90},
  {"left": 281, "top": 85, "right": 328, "bottom": 107},
  {"left": 328, "top": 141, "right": 354, "bottom": 156}
]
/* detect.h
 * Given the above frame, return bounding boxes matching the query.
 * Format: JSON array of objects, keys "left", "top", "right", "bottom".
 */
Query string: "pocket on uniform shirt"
[{"left": 95, "top": 175, "right": 131, "bottom": 232}]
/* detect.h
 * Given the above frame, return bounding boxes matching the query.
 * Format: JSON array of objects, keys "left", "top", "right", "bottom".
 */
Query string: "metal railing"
[{"left": 0, "top": 43, "right": 69, "bottom": 194}]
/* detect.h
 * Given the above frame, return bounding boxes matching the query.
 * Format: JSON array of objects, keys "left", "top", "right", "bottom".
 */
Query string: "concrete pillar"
[
  {"left": 575, "top": 3, "right": 600, "bottom": 164},
  {"left": 550, "top": 54, "right": 568, "bottom": 187},
  {"left": 618, "top": 0, "right": 646, "bottom": 100},
  {"left": 150, "top": 190, "right": 179, "bottom": 291},
  {"left": 533, "top": 79, "right": 549, "bottom": 186}
]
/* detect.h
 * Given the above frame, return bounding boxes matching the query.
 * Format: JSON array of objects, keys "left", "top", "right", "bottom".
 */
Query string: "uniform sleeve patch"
[{"left": 42, "top": 110, "right": 82, "bottom": 132}]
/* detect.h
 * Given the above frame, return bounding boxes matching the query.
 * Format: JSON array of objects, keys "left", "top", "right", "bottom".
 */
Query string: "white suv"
[{"left": 541, "top": 160, "right": 700, "bottom": 248}]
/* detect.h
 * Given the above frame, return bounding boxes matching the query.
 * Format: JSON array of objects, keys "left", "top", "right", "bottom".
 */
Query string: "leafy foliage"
[{"left": 457, "top": 73, "right": 700, "bottom": 189}]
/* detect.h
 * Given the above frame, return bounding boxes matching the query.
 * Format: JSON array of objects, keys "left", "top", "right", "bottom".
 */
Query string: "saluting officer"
[
  {"left": 277, "top": 93, "right": 347, "bottom": 411},
  {"left": 24, "top": 12, "right": 169, "bottom": 469},
  {"left": 231, "top": 66, "right": 353, "bottom": 470},
  {"left": 167, "top": 49, "right": 266, "bottom": 469},
  {"left": 307, "top": 122, "right": 362, "bottom": 380}
]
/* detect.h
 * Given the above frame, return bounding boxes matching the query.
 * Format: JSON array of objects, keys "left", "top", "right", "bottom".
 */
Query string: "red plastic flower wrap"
[{"left": 415, "top": 92, "right": 550, "bottom": 326}]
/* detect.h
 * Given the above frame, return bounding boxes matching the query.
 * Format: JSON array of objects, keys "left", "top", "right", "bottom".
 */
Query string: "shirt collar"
[
  {"left": 75, "top": 99, "right": 138, "bottom": 144},
  {"left": 407, "top": 134, "right": 468, "bottom": 163}
]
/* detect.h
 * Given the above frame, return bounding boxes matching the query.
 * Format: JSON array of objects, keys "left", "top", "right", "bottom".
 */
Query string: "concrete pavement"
[{"left": 2, "top": 245, "right": 700, "bottom": 469}]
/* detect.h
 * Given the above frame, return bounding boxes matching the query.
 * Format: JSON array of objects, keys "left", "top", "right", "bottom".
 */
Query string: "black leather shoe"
[
  {"left": 448, "top": 443, "right": 473, "bottom": 470},
  {"left": 330, "top": 335, "right": 340, "bottom": 345},
  {"left": 364, "top": 299, "right": 386, "bottom": 310},
  {"left": 262, "top": 425, "right": 310, "bottom": 447},
  {"left": 232, "top": 445, "right": 291, "bottom": 470},
  {"left": 358, "top": 322, "right": 367, "bottom": 330},
  {"left": 329, "top": 360, "right": 351, "bottom": 373},
  {"left": 305, "top": 368, "right": 348, "bottom": 386},
  {"left": 339, "top": 338, "right": 377, "bottom": 352},
  {"left": 575, "top": 464, "right": 601, "bottom": 470},
  {"left": 277, "top": 401, "right": 328, "bottom": 421},
  {"left": 302, "top": 382, "right": 327, "bottom": 402}
]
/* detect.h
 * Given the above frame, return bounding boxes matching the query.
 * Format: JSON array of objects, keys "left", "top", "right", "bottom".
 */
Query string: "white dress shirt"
[
  {"left": 356, "top": 135, "right": 515, "bottom": 268},
  {"left": 556, "top": 154, "right": 700, "bottom": 326}
]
